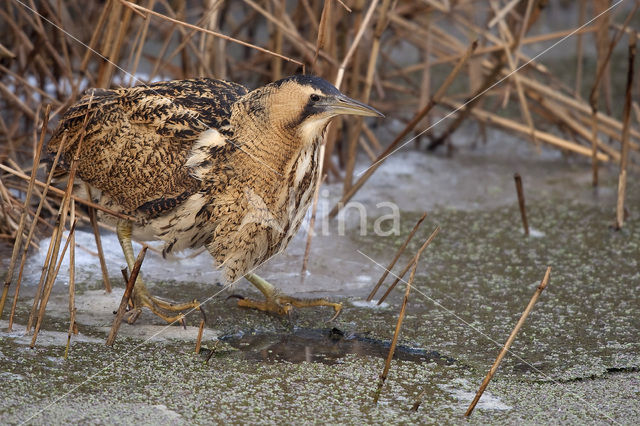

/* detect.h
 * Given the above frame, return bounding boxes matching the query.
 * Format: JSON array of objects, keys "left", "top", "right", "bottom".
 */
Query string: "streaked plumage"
[{"left": 49, "top": 75, "right": 381, "bottom": 321}]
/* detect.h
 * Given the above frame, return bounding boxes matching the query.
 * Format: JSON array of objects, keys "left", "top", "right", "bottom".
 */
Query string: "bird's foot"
[
  {"left": 238, "top": 273, "right": 342, "bottom": 321},
  {"left": 235, "top": 294, "right": 342, "bottom": 320},
  {"left": 125, "top": 280, "right": 201, "bottom": 325}
]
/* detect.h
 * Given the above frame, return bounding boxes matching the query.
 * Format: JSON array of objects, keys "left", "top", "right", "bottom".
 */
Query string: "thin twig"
[
  {"left": 513, "top": 173, "right": 529, "bottom": 236},
  {"left": 106, "top": 246, "right": 148, "bottom": 346},
  {"left": 465, "top": 266, "right": 551, "bottom": 417},
  {"left": 378, "top": 226, "right": 440, "bottom": 305},
  {"left": 374, "top": 235, "right": 429, "bottom": 404},
  {"left": 367, "top": 212, "right": 427, "bottom": 301},
  {"left": 0, "top": 105, "right": 50, "bottom": 319},
  {"left": 0, "top": 164, "right": 135, "bottom": 221},
  {"left": 120, "top": 0, "right": 303, "bottom": 67}
]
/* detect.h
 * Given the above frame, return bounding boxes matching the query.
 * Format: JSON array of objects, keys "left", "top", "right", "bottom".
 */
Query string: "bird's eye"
[{"left": 310, "top": 94, "right": 320, "bottom": 102}]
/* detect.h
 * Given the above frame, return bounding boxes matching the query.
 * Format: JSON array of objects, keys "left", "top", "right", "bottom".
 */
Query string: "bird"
[{"left": 47, "top": 74, "right": 382, "bottom": 324}]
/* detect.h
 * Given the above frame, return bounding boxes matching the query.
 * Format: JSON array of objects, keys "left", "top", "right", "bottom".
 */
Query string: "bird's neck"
[{"left": 233, "top": 117, "right": 318, "bottom": 177}]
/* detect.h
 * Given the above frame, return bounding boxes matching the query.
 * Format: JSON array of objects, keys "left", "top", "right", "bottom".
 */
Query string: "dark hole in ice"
[{"left": 214, "top": 327, "right": 456, "bottom": 365}]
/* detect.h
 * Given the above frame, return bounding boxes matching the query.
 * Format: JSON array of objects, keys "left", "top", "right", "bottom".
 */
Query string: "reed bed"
[
  {"left": 0, "top": 1, "right": 638, "bottom": 347},
  {"left": 1, "top": 1, "right": 638, "bottom": 234}
]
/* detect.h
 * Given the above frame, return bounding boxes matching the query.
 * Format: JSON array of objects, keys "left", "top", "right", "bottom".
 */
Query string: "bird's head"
[{"left": 237, "top": 75, "right": 383, "bottom": 146}]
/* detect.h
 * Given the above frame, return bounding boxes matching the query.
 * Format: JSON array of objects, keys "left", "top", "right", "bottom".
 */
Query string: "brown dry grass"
[{"left": 0, "top": 1, "right": 638, "bottom": 345}]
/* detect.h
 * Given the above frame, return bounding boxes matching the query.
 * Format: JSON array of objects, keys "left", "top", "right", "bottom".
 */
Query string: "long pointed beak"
[{"left": 324, "top": 95, "right": 384, "bottom": 118}]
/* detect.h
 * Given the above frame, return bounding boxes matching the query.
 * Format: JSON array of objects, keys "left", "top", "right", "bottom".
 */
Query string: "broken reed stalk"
[
  {"left": 194, "top": 306, "right": 207, "bottom": 354},
  {"left": 30, "top": 99, "right": 93, "bottom": 346},
  {"left": 300, "top": 174, "right": 326, "bottom": 279},
  {"left": 378, "top": 226, "right": 440, "bottom": 305},
  {"left": 300, "top": 0, "right": 379, "bottom": 277},
  {"left": 367, "top": 212, "right": 427, "bottom": 301},
  {"left": 615, "top": 31, "right": 635, "bottom": 230},
  {"left": 106, "top": 245, "right": 148, "bottom": 346},
  {"left": 0, "top": 104, "right": 50, "bottom": 319},
  {"left": 588, "top": 3, "right": 639, "bottom": 186},
  {"left": 465, "top": 266, "right": 551, "bottom": 417},
  {"left": 513, "top": 174, "right": 529, "bottom": 236},
  {"left": 120, "top": 0, "right": 304, "bottom": 68},
  {"left": 374, "top": 254, "right": 421, "bottom": 404},
  {"left": 0, "top": 164, "right": 135, "bottom": 221},
  {"left": 64, "top": 200, "right": 77, "bottom": 359},
  {"left": 88, "top": 203, "right": 112, "bottom": 293},
  {"left": 329, "top": 40, "right": 478, "bottom": 219},
  {"left": 411, "top": 388, "right": 427, "bottom": 412}
]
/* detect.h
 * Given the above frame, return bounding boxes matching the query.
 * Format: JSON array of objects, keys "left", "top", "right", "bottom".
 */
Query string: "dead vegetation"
[{"left": 0, "top": 1, "right": 638, "bottom": 351}]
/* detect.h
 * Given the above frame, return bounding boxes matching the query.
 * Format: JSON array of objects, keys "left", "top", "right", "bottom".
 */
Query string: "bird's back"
[{"left": 48, "top": 78, "right": 248, "bottom": 214}]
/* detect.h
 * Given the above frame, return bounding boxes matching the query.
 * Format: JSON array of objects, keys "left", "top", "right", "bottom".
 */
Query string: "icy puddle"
[{"left": 217, "top": 327, "right": 456, "bottom": 365}]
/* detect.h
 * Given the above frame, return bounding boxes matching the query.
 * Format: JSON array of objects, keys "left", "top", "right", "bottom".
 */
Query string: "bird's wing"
[{"left": 48, "top": 79, "right": 248, "bottom": 214}]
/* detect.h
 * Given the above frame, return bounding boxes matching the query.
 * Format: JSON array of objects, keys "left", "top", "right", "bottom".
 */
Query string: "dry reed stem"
[
  {"left": 299, "top": 173, "right": 326, "bottom": 279},
  {"left": 106, "top": 246, "right": 148, "bottom": 346},
  {"left": 30, "top": 96, "right": 93, "bottom": 346},
  {"left": 241, "top": 0, "right": 323, "bottom": 66},
  {"left": 30, "top": 218, "right": 78, "bottom": 347},
  {"left": 411, "top": 388, "right": 427, "bottom": 411},
  {"left": 465, "top": 266, "right": 551, "bottom": 417},
  {"left": 17, "top": 139, "right": 64, "bottom": 330},
  {"left": 375, "top": 234, "right": 429, "bottom": 404},
  {"left": 517, "top": 75, "right": 640, "bottom": 143},
  {"left": 367, "top": 212, "right": 427, "bottom": 301},
  {"left": 374, "top": 260, "right": 417, "bottom": 404},
  {"left": 88, "top": 202, "right": 112, "bottom": 293},
  {"left": 0, "top": 105, "right": 50, "bottom": 318},
  {"left": 330, "top": 40, "right": 478, "bottom": 218},
  {"left": 588, "top": 3, "right": 638, "bottom": 185},
  {"left": 493, "top": 0, "right": 538, "bottom": 150},
  {"left": 0, "top": 164, "right": 136, "bottom": 221},
  {"left": 300, "top": 0, "right": 379, "bottom": 277},
  {"left": 378, "top": 226, "right": 440, "bottom": 305},
  {"left": 574, "top": 0, "right": 587, "bottom": 97},
  {"left": 195, "top": 316, "right": 205, "bottom": 354},
  {"left": 615, "top": 31, "right": 635, "bottom": 230},
  {"left": 343, "top": 0, "right": 392, "bottom": 193},
  {"left": 441, "top": 99, "right": 610, "bottom": 162},
  {"left": 121, "top": 0, "right": 304, "bottom": 67},
  {"left": 400, "top": 26, "right": 600, "bottom": 70},
  {"left": 514, "top": 174, "right": 529, "bottom": 236},
  {"left": 311, "top": 0, "right": 333, "bottom": 72},
  {"left": 528, "top": 92, "right": 621, "bottom": 162},
  {"left": 10, "top": 135, "right": 67, "bottom": 331},
  {"left": 64, "top": 200, "right": 77, "bottom": 359}
]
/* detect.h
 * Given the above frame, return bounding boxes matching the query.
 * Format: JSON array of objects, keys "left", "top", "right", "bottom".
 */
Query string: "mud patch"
[{"left": 217, "top": 327, "right": 456, "bottom": 365}]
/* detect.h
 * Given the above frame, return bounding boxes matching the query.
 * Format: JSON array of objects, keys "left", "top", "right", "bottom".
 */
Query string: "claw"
[{"left": 239, "top": 273, "right": 343, "bottom": 319}]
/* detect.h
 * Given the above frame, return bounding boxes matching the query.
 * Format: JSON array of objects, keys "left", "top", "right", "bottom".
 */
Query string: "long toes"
[{"left": 125, "top": 308, "right": 142, "bottom": 324}]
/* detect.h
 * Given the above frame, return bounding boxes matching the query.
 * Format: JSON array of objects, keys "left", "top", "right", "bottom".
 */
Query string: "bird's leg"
[
  {"left": 116, "top": 221, "right": 201, "bottom": 324},
  {"left": 237, "top": 272, "right": 342, "bottom": 320}
]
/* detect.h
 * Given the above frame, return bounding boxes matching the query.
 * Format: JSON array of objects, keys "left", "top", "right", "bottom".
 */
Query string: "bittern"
[{"left": 48, "top": 75, "right": 382, "bottom": 324}]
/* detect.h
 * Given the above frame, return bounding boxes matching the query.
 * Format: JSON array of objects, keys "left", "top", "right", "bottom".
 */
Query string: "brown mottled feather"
[
  {"left": 48, "top": 79, "right": 247, "bottom": 213},
  {"left": 47, "top": 75, "right": 353, "bottom": 283}
]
